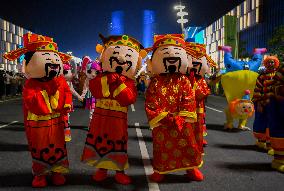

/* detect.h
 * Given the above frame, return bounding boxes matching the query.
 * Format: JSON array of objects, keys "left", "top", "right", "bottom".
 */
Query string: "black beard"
[
  {"left": 109, "top": 56, "right": 132, "bottom": 73},
  {"left": 192, "top": 62, "right": 202, "bottom": 75},
  {"left": 163, "top": 57, "right": 181, "bottom": 73},
  {"left": 44, "top": 63, "right": 61, "bottom": 80},
  {"left": 168, "top": 65, "right": 177, "bottom": 73}
]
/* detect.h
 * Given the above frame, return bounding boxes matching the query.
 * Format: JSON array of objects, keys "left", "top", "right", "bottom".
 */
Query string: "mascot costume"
[
  {"left": 218, "top": 45, "right": 266, "bottom": 130},
  {"left": 3, "top": 33, "right": 72, "bottom": 187},
  {"left": 270, "top": 58, "right": 284, "bottom": 172},
  {"left": 63, "top": 62, "right": 83, "bottom": 141},
  {"left": 185, "top": 42, "right": 216, "bottom": 150},
  {"left": 145, "top": 34, "right": 203, "bottom": 182},
  {"left": 252, "top": 56, "right": 280, "bottom": 152},
  {"left": 81, "top": 34, "right": 146, "bottom": 185}
]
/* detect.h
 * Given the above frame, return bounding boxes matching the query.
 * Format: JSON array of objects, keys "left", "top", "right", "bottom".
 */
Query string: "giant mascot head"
[
  {"left": 185, "top": 42, "right": 216, "bottom": 77},
  {"left": 146, "top": 34, "right": 191, "bottom": 75},
  {"left": 3, "top": 33, "right": 71, "bottom": 81},
  {"left": 95, "top": 34, "right": 146, "bottom": 79}
]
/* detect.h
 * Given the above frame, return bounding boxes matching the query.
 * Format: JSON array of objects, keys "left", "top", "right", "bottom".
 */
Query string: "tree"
[{"left": 268, "top": 25, "right": 284, "bottom": 62}]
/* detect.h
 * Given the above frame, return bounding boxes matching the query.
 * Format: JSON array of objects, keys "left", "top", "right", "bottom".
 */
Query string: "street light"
[{"left": 174, "top": 5, "right": 188, "bottom": 34}]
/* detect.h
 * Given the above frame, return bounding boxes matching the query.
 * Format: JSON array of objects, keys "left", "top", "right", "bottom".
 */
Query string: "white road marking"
[
  {"left": 0, "top": 121, "right": 19, "bottom": 128},
  {"left": 0, "top": 97, "right": 21, "bottom": 103},
  {"left": 135, "top": 123, "right": 160, "bottom": 191},
  {"left": 205, "top": 106, "right": 223, "bottom": 113},
  {"left": 131, "top": 104, "right": 136, "bottom": 112}
]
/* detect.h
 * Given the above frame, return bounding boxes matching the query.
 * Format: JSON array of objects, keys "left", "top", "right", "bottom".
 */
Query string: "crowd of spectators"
[{"left": 0, "top": 70, "right": 25, "bottom": 100}]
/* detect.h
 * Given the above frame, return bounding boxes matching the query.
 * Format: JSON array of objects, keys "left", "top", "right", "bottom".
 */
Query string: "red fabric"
[
  {"left": 89, "top": 73, "right": 137, "bottom": 106},
  {"left": 23, "top": 77, "right": 71, "bottom": 175},
  {"left": 82, "top": 73, "right": 137, "bottom": 170},
  {"left": 145, "top": 73, "right": 201, "bottom": 173},
  {"left": 188, "top": 75, "right": 210, "bottom": 153}
]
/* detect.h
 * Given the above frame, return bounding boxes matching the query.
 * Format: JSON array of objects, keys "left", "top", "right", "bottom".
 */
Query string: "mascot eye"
[
  {"left": 243, "top": 106, "right": 246, "bottom": 108},
  {"left": 113, "top": 51, "right": 119, "bottom": 55},
  {"left": 175, "top": 52, "right": 180, "bottom": 55},
  {"left": 126, "top": 54, "right": 132, "bottom": 58}
]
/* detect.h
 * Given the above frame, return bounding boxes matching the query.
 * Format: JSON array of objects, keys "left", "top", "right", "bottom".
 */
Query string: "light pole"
[{"left": 174, "top": 5, "right": 188, "bottom": 34}]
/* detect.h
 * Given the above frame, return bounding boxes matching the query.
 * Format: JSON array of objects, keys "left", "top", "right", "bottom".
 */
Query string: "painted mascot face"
[
  {"left": 192, "top": 56, "right": 210, "bottom": 77},
  {"left": 234, "top": 100, "right": 254, "bottom": 118},
  {"left": 63, "top": 69, "right": 73, "bottom": 81},
  {"left": 85, "top": 63, "right": 97, "bottom": 80},
  {"left": 100, "top": 45, "right": 141, "bottom": 79},
  {"left": 24, "top": 51, "right": 63, "bottom": 79},
  {"left": 150, "top": 45, "right": 191, "bottom": 75}
]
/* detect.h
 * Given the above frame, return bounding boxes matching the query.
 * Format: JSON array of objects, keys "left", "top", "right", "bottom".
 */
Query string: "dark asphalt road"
[{"left": 0, "top": 95, "right": 283, "bottom": 191}]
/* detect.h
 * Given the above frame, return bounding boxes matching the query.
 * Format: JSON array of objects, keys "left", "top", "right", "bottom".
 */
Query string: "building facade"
[
  {"left": 143, "top": 10, "right": 156, "bottom": 48},
  {"left": 205, "top": 0, "right": 284, "bottom": 69},
  {"left": 0, "top": 18, "right": 31, "bottom": 72},
  {"left": 108, "top": 11, "right": 124, "bottom": 35}
]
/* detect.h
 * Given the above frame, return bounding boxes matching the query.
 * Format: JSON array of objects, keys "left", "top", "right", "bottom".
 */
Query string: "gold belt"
[{"left": 96, "top": 99, "right": 128, "bottom": 113}]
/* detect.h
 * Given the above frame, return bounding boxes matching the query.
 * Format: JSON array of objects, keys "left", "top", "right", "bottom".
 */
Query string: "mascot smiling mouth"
[
  {"left": 45, "top": 63, "right": 61, "bottom": 79},
  {"left": 163, "top": 57, "right": 181, "bottom": 73},
  {"left": 109, "top": 57, "right": 132, "bottom": 74}
]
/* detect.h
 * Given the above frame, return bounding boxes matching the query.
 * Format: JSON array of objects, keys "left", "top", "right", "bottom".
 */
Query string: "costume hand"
[
  {"left": 160, "top": 113, "right": 175, "bottom": 126},
  {"left": 174, "top": 116, "right": 185, "bottom": 131},
  {"left": 78, "top": 96, "right": 84, "bottom": 102},
  {"left": 108, "top": 73, "right": 120, "bottom": 84}
]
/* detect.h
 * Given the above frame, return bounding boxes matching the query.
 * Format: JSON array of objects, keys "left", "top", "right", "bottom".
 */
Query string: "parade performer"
[
  {"left": 81, "top": 59, "right": 102, "bottom": 119},
  {"left": 185, "top": 42, "right": 216, "bottom": 148},
  {"left": 252, "top": 56, "right": 279, "bottom": 151},
  {"left": 270, "top": 57, "right": 284, "bottom": 172},
  {"left": 218, "top": 45, "right": 266, "bottom": 130},
  {"left": 78, "top": 56, "right": 91, "bottom": 105},
  {"left": 63, "top": 62, "right": 83, "bottom": 141},
  {"left": 81, "top": 34, "right": 146, "bottom": 185},
  {"left": 145, "top": 34, "right": 203, "bottom": 182},
  {"left": 3, "top": 33, "right": 72, "bottom": 187}
]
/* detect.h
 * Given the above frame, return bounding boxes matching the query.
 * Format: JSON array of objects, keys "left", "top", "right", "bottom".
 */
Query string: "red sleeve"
[
  {"left": 113, "top": 78, "right": 137, "bottom": 106},
  {"left": 179, "top": 76, "right": 196, "bottom": 114},
  {"left": 89, "top": 74, "right": 105, "bottom": 99},
  {"left": 145, "top": 77, "right": 171, "bottom": 128},
  {"left": 23, "top": 80, "right": 52, "bottom": 115},
  {"left": 195, "top": 78, "right": 210, "bottom": 101}
]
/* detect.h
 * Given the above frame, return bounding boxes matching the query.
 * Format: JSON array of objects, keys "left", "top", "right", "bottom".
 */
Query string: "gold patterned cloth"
[{"left": 145, "top": 73, "right": 202, "bottom": 174}]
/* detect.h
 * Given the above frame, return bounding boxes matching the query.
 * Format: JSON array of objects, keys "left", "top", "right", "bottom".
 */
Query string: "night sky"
[{"left": 0, "top": 0, "right": 244, "bottom": 59}]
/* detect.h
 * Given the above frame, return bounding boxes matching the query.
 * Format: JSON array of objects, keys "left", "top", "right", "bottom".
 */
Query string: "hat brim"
[{"left": 3, "top": 48, "right": 71, "bottom": 63}]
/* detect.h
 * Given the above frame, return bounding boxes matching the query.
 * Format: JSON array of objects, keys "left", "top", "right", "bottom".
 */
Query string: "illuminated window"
[
  {"left": 244, "top": 15, "right": 247, "bottom": 28},
  {"left": 2, "top": 30, "right": 6, "bottom": 41},
  {"left": 3, "top": 20, "right": 7, "bottom": 31},
  {"left": 252, "top": 0, "right": 255, "bottom": 9},
  {"left": 247, "top": 12, "right": 251, "bottom": 27},
  {"left": 244, "top": 1, "right": 247, "bottom": 14},
  {"left": 237, "top": 6, "right": 240, "bottom": 17},
  {"left": 256, "top": 8, "right": 259, "bottom": 23},
  {"left": 256, "top": 0, "right": 259, "bottom": 7},
  {"left": 6, "top": 42, "right": 10, "bottom": 52},
  {"left": 240, "top": 17, "right": 243, "bottom": 30}
]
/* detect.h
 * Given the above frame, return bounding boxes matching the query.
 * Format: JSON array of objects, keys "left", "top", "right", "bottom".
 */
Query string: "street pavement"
[{"left": 0, "top": 95, "right": 283, "bottom": 191}]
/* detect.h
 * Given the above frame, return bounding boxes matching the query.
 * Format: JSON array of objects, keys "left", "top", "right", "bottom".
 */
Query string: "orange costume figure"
[
  {"left": 3, "top": 33, "right": 72, "bottom": 188},
  {"left": 81, "top": 34, "right": 146, "bottom": 185},
  {"left": 145, "top": 34, "right": 203, "bottom": 182},
  {"left": 185, "top": 42, "right": 216, "bottom": 150}
]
